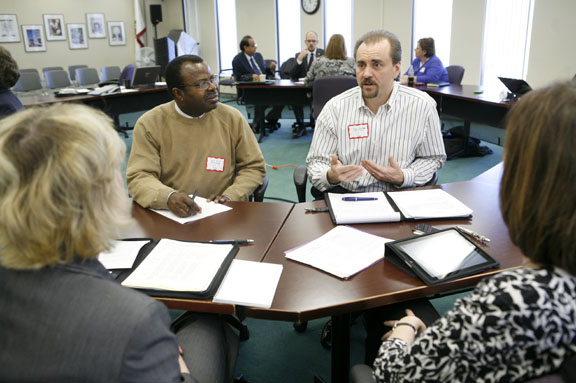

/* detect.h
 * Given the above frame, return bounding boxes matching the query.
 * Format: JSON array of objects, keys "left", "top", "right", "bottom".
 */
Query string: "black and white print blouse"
[{"left": 373, "top": 267, "right": 576, "bottom": 383}]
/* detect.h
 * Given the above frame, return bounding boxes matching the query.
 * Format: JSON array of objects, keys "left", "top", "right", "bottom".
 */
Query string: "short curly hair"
[{"left": 0, "top": 46, "right": 19, "bottom": 88}]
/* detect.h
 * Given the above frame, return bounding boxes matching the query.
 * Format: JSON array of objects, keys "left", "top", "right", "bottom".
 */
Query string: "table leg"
[{"left": 331, "top": 313, "right": 351, "bottom": 383}]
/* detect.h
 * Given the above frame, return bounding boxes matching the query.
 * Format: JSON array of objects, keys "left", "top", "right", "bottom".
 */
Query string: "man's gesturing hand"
[
  {"left": 361, "top": 156, "right": 404, "bottom": 186},
  {"left": 326, "top": 154, "right": 364, "bottom": 185}
]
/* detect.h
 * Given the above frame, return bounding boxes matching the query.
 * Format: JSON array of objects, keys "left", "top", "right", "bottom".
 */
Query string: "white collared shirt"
[
  {"left": 306, "top": 82, "right": 446, "bottom": 192},
  {"left": 174, "top": 102, "right": 205, "bottom": 119}
]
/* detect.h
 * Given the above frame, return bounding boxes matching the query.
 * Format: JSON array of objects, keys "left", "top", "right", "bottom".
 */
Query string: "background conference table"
[
  {"left": 19, "top": 86, "right": 172, "bottom": 131},
  {"left": 129, "top": 166, "right": 523, "bottom": 383}
]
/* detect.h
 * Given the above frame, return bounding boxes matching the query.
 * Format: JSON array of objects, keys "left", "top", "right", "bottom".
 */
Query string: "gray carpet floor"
[{"left": 119, "top": 100, "right": 504, "bottom": 383}]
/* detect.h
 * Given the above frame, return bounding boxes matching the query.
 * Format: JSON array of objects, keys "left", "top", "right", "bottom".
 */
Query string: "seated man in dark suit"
[
  {"left": 0, "top": 103, "right": 239, "bottom": 383},
  {"left": 232, "top": 35, "right": 283, "bottom": 132},
  {"left": 290, "top": 31, "right": 325, "bottom": 135}
]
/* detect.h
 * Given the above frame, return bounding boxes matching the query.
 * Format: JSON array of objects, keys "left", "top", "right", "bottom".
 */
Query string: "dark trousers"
[{"left": 363, "top": 298, "right": 440, "bottom": 365}]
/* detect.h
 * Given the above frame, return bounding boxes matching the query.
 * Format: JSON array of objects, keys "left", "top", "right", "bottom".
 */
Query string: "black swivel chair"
[{"left": 446, "top": 65, "right": 465, "bottom": 85}]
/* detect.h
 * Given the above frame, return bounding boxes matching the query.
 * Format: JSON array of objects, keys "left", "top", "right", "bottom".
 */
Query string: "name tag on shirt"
[
  {"left": 419, "top": 67, "right": 426, "bottom": 73},
  {"left": 348, "top": 123, "right": 369, "bottom": 139},
  {"left": 206, "top": 156, "right": 225, "bottom": 172}
]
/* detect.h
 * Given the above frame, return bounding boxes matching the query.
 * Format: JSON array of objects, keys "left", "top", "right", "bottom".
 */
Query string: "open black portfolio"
[
  {"left": 325, "top": 189, "right": 473, "bottom": 225},
  {"left": 112, "top": 238, "right": 238, "bottom": 300}
]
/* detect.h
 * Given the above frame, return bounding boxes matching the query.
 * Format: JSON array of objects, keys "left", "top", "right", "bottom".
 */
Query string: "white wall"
[
  {"left": 5, "top": 0, "right": 574, "bottom": 88},
  {"left": 0, "top": 0, "right": 136, "bottom": 74}
]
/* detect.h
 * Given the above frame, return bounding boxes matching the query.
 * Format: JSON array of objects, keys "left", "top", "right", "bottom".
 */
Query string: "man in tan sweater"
[{"left": 127, "top": 55, "right": 266, "bottom": 217}]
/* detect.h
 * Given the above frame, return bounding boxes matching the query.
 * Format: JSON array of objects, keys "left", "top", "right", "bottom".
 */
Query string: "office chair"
[
  {"left": 118, "top": 64, "right": 135, "bottom": 87},
  {"left": 248, "top": 175, "right": 269, "bottom": 202},
  {"left": 44, "top": 69, "right": 71, "bottom": 89},
  {"left": 101, "top": 66, "right": 122, "bottom": 82},
  {"left": 446, "top": 65, "right": 465, "bottom": 85},
  {"left": 19, "top": 68, "right": 39, "bottom": 75},
  {"left": 42, "top": 66, "right": 64, "bottom": 74},
  {"left": 13, "top": 71, "right": 43, "bottom": 92},
  {"left": 312, "top": 76, "right": 358, "bottom": 119},
  {"left": 68, "top": 65, "right": 88, "bottom": 82},
  {"left": 75, "top": 68, "right": 100, "bottom": 87}
]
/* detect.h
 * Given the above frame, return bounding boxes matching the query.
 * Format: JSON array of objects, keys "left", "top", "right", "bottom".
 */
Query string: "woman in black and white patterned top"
[{"left": 372, "top": 81, "right": 576, "bottom": 383}]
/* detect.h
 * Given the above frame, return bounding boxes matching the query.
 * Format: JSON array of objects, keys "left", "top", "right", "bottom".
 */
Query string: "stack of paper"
[
  {"left": 98, "top": 240, "right": 150, "bottom": 270},
  {"left": 387, "top": 189, "right": 473, "bottom": 219},
  {"left": 152, "top": 196, "right": 232, "bottom": 224},
  {"left": 327, "top": 192, "right": 401, "bottom": 224},
  {"left": 213, "top": 260, "right": 283, "bottom": 308},
  {"left": 285, "top": 226, "right": 392, "bottom": 279}
]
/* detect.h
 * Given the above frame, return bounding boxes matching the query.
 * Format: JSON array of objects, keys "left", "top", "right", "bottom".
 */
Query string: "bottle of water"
[{"left": 408, "top": 65, "right": 415, "bottom": 86}]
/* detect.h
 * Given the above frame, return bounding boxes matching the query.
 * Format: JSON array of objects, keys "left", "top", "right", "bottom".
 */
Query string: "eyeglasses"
[
  {"left": 177, "top": 76, "right": 219, "bottom": 90},
  {"left": 305, "top": 40, "right": 317, "bottom": 43}
]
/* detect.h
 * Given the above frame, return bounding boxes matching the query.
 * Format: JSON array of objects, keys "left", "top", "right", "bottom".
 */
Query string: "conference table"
[
  {"left": 129, "top": 164, "right": 524, "bottom": 383},
  {"left": 235, "top": 79, "right": 310, "bottom": 142},
  {"left": 19, "top": 86, "right": 172, "bottom": 132}
]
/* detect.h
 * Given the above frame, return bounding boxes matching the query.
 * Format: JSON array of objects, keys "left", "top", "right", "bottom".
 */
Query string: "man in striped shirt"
[{"left": 306, "top": 30, "right": 446, "bottom": 198}]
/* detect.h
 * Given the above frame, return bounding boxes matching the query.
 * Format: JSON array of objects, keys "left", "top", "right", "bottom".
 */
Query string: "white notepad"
[
  {"left": 98, "top": 240, "right": 149, "bottom": 270},
  {"left": 327, "top": 192, "right": 401, "bottom": 224},
  {"left": 285, "top": 226, "right": 392, "bottom": 279},
  {"left": 213, "top": 260, "right": 283, "bottom": 308},
  {"left": 121, "top": 239, "right": 233, "bottom": 292},
  {"left": 387, "top": 189, "right": 473, "bottom": 219},
  {"left": 151, "top": 195, "right": 232, "bottom": 224}
]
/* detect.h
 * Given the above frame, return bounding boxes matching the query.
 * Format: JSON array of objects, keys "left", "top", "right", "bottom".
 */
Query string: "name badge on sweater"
[
  {"left": 206, "top": 156, "right": 225, "bottom": 172},
  {"left": 348, "top": 123, "right": 369, "bottom": 139},
  {"left": 419, "top": 67, "right": 426, "bottom": 73}
]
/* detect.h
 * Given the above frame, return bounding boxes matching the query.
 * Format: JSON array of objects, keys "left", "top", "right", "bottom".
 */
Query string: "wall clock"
[{"left": 302, "top": 0, "right": 320, "bottom": 15}]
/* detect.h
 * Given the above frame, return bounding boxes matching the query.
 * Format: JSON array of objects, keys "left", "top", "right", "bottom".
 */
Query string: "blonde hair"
[
  {"left": 500, "top": 81, "right": 576, "bottom": 275},
  {"left": 0, "top": 104, "right": 132, "bottom": 269}
]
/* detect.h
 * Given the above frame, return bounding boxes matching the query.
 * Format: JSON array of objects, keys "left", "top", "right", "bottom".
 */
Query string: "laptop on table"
[{"left": 132, "top": 66, "right": 161, "bottom": 89}]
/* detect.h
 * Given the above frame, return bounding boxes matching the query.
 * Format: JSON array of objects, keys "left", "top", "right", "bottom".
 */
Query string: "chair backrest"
[
  {"left": 279, "top": 57, "right": 297, "bottom": 79},
  {"left": 249, "top": 175, "right": 269, "bottom": 202},
  {"left": 446, "top": 65, "right": 465, "bottom": 85},
  {"left": 13, "top": 71, "right": 43, "bottom": 92},
  {"left": 75, "top": 68, "right": 100, "bottom": 86},
  {"left": 101, "top": 66, "right": 122, "bottom": 82},
  {"left": 312, "top": 76, "right": 358, "bottom": 119},
  {"left": 45, "top": 70, "right": 71, "bottom": 89},
  {"left": 42, "top": 66, "right": 64, "bottom": 73},
  {"left": 68, "top": 65, "right": 88, "bottom": 81},
  {"left": 19, "top": 68, "right": 39, "bottom": 75},
  {"left": 118, "top": 64, "right": 135, "bottom": 86}
]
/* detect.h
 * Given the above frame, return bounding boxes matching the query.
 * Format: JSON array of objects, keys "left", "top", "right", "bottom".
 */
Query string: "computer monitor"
[
  {"left": 132, "top": 66, "right": 161, "bottom": 88},
  {"left": 498, "top": 77, "right": 532, "bottom": 97}
]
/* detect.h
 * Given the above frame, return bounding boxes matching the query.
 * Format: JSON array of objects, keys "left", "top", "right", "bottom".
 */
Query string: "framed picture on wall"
[
  {"left": 0, "top": 14, "right": 21, "bottom": 43},
  {"left": 67, "top": 24, "right": 88, "bottom": 49},
  {"left": 86, "top": 13, "right": 105, "bottom": 39},
  {"left": 22, "top": 25, "right": 46, "bottom": 52},
  {"left": 107, "top": 21, "right": 125, "bottom": 46},
  {"left": 43, "top": 14, "right": 66, "bottom": 41}
]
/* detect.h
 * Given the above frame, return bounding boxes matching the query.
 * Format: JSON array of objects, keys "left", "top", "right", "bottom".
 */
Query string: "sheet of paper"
[
  {"left": 285, "top": 226, "right": 392, "bottom": 279},
  {"left": 387, "top": 189, "right": 473, "bottom": 219},
  {"left": 328, "top": 192, "right": 401, "bottom": 224},
  {"left": 213, "top": 260, "right": 283, "bottom": 308},
  {"left": 121, "top": 239, "right": 233, "bottom": 291},
  {"left": 151, "top": 195, "right": 232, "bottom": 224},
  {"left": 98, "top": 240, "right": 150, "bottom": 269}
]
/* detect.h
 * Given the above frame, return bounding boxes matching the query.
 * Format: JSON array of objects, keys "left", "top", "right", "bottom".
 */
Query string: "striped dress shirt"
[{"left": 306, "top": 82, "right": 446, "bottom": 192}]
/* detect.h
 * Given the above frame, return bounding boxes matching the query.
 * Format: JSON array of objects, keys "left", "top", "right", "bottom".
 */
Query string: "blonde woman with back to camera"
[{"left": 0, "top": 104, "right": 238, "bottom": 382}]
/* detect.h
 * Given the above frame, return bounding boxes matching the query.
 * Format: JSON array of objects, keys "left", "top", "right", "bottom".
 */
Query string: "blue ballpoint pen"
[{"left": 342, "top": 197, "right": 378, "bottom": 201}]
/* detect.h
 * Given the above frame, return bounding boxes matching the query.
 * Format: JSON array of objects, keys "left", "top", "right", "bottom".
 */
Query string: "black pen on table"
[
  {"left": 188, "top": 189, "right": 199, "bottom": 216},
  {"left": 209, "top": 239, "right": 254, "bottom": 245}
]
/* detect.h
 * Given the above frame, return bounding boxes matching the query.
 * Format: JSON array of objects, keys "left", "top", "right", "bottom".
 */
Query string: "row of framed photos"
[{"left": 0, "top": 14, "right": 126, "bottom": 51}]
